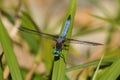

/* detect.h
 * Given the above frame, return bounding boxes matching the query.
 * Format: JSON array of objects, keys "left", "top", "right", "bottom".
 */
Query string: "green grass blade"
[
  {"left": 21, "top": 11, "right": 38, "bottom": 30},
  {"left": 66, "top": 57, "right": 119, "bottom": 72},
  {"left": 51, "top": 0, "right": 76, "bottom": 80},
  {"left": 20, "top": 11, "right": 40, "bottom": 53},
  {"left": 92, "top": 54, "right": 104, "bottom": 80},
  {"left": 0, "top": 9, "right": 15, "bottom": 24},
  {"left": 73, "top": 27, "right": 104, "bottom": 37},
  {"left": 0, "top": 17, "right": 23, "bottom": 80},
  {"left": 99, "top": 58, "right": 120, "bottom": 80},
  {"left": 90, "top": 14, "right": 118, "bottom": 25},
  {"left": 116, "top": 0, "right": 120, "bottom": 20}
]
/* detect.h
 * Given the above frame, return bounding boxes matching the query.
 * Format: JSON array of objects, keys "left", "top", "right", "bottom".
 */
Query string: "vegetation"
[{"left": 0, "top": 0, "right": 120, "bottom": 80}]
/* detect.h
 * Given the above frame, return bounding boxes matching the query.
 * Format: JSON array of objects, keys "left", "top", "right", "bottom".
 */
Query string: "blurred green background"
[{"left": 0, "top": 0, "right": 120, "bottom": 80}]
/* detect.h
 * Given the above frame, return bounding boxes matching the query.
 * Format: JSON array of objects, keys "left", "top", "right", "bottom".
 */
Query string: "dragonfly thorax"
[
  {"left": 52, "top": 37, "right": 65, "bottom": 56},
  {"left": 57, "top": 37, "right": 65, "bottom": 43},
  {"left": 56, "top": 37, "right": 65, "bottom": 50}
]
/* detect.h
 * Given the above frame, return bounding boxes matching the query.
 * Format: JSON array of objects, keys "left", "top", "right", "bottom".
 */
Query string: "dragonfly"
[{"left": 19, "top": 15, "right": 103, "bottom": 57}]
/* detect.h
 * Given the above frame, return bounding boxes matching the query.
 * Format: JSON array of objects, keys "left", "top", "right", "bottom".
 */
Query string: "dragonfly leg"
[
  {"left": 60, "top": 54, "right": 66, "bottom": 64},
  {"left": 63, "top": 44, "right": 69, "bottom": 51},
  {"left": 63, "top": 47, "right": 69, "bottom": 51},
  {"left": 64, "top": 44, "right": 69, "bottom": 47},
  {"left": 54, "top": 54, "right": 66, "bottom": 63}
]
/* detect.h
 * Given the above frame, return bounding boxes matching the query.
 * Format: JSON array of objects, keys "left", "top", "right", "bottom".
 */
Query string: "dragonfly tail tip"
[{"left": 68, "top": 15, "right": 71, "bottom": 20}]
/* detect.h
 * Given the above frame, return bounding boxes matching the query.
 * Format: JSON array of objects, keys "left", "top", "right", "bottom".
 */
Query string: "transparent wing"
[
  {"left": 19, "top": 27, "right": 59, "bottom": 40},
  {"left": 19, "top": 27, "right": 103, "bottom": 46},
  {"left": 66, "top": 38, "right": 103, "bottom": 46}
]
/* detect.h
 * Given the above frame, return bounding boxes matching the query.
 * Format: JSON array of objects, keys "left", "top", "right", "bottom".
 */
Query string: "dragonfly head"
[{"left": 52, "top": 49, "right": 62, "bottom": 56}]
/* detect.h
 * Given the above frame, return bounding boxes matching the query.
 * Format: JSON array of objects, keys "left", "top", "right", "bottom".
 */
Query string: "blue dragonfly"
[{"left": 19, "top": 15, "right": 102, "bottom": 57}]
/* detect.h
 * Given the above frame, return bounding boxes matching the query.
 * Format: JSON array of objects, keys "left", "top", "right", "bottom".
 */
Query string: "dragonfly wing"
[
  {"left": 19, "top": 27, "right": 59, "bottom": 40},
  {"left": 65, "top": 38, "right": 103, "bottom": 46}
]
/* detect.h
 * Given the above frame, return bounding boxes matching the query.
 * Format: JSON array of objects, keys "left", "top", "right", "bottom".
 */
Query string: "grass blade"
[
  {"left": 92, "top": 54, "right": 104, "bottom": 80},
  {"left": 66, "top": 57, "right": 119, "bottom": 72},
  {"left": 0, "top": 66, "right": 3, "bottom": 80},
  {"left": 0, "top": 16, "right": 23, "bottom": 80},
  {"left": 99, "top": 58, "right": 120, "bottom": 80},
  {"left": 51, "top": 0, "right": 76, "bottom": 80},
  {"left": 20, "top": 11, "right": 40, "bottom": 53},
  {"left": 0, "top": 9, "right": 15, "bottom": 24},
  {"left": 90, "top": 14, "right": 118, "bottom": 25}
]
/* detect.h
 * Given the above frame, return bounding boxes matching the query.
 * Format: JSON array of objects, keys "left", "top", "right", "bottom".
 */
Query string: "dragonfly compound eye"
[
  {"left": 52, "top": 49, "right": 62, "bottom": 56},
  {"left": 52, "top": 49, "right": 56, "bottom": 54}
]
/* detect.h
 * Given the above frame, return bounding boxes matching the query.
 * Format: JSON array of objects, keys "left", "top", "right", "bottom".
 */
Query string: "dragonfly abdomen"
[{"left": 61, "top": 15, "right": 71, "bottom": 38}]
